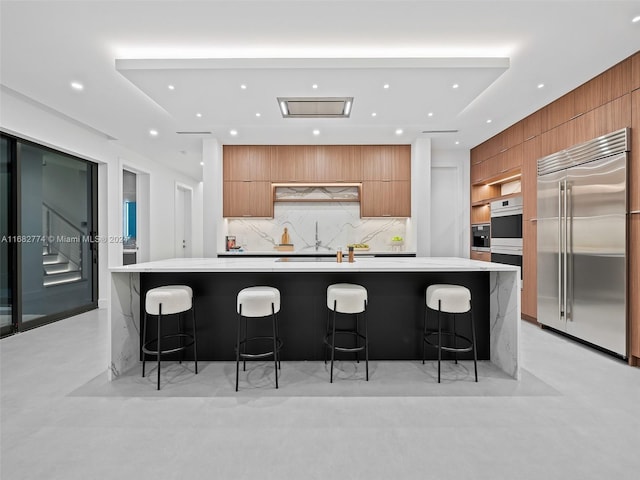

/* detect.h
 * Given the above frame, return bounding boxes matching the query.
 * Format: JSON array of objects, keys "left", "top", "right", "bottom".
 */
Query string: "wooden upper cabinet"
[
  {"left": 592, "top": 93, "right": 631, "bottom": 137},
  {"left": 574, "top": 58, "right": 632, "bottom": 115},
  {"left": 223, "top": 181, "right": 273, "bottom": 217},
  {"left": 315, "top": 145, "right": 362, "bottom": 182},
  {"left": 631, "top": 90, "right": 640, "bottom": 212},
  {"left": 633, "top": 51, "right": 640, "bottom": 91},
  {"left": 522, "top": 136, "right": 541, "bottom": 222},
  {"left": 541, "top": 91, "right": 576, "bottom": 132},
  {"left": 523, "top": 109, "right": 544, "bottom": 140},
  {"left": 362, "top": 145, "right": 411, "bottom": 181},
  {"left": 270, "top": 145, "right": 318, "bottom": 182},
  {"left": 361, "top": 180, "right": 411, "bottom": 217},
  {"left": 223, "top": 145, "right": 272, "bottom": 181}
]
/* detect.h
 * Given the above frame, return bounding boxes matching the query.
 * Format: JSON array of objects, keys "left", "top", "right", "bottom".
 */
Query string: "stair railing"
[{"left": 42, "top": 202, "right": 84, "bottom": 274}]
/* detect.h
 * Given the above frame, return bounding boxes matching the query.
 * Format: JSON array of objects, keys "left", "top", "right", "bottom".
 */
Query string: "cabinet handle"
[
  {"left": 569, "top": 113, "right": 584, "bottom": 120},
  {"left": 630, "top": 210, "right": 640, "bottom": 215},
  {"left": 530, "top": 218, "right": 538, "bottom": 223},
  {"left": 382, "top": 214, "right": 391, "bottom": 217},
  {"left": 524, "top": 135, "right": 535, "bottom": 141},
  {"left": 499, "top": 148, "right": 508, "bottom": 153},
  {"left": 242, "top": 214, "right": 252, "bottom": 217}
]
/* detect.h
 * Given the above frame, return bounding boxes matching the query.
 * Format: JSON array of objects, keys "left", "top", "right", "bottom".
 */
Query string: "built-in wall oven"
[{"left": 490, "top": 196, "right": 522, "bottom": 279}]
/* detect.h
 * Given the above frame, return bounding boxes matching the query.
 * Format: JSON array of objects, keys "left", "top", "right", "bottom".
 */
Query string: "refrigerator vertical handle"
[
  {"left": 565, "top": 183, "right": 572, "bottom": 321},
  {"left": 558, "top": 181, "right": 564, "bottom": 320},
  {"left": 563, "top": 180, "right": 569, "bottom": 322}
]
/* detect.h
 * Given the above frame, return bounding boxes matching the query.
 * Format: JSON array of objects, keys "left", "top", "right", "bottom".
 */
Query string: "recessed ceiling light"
[
  {"left": 452, "top": 84, "right": 459, "bottom": 89},
  {"left": 455, "top": 141, "right": 460, "bottom": 145},
  {"left": 313, "top": 129, "right": 320, "bottom": 136},
  {"left": 312, "top": 84, "right": 318, "bottom": 89},
  {"left": 200, "top": 161, "right": 204, "bottom": 166},
  {"left": 255, "top": 112, "right": 261, "bottom": 117},
  {"left": 70, "top": 81, "right": 84, "bottom": 91},
  {"left": 395, "top": 128, "right": 403, "bottom": 135},
  {"left": 427, "top": 112, "right": 434, "bottom": 117},
  {"left": 230, "top": 129, "right": 238, "bottom": 136},
  {"left": 371, "top": 112, "right": 377, "bottom": 117},
  {"left": 149, "top": 129, "right": 158, "bottom": 136},
  {"left": 196, "top": 112, "right": 202, "bottom": 118},
  {"left": 486, "top": 119, "right": 492, "bottom": 124},
  {"left": 240, "top": 84, "right": 247, "bottom": 90},
  {"left": 168, "top": 84, "right": 175, "bottom": 90},
  {"left": 383, "top": 84, "right": 390, "bottom": 89},
  {"left": 537, "top": 83, "right": 545, "bottom": 89},
  {"left": 632, "top": 15, "right": 640, "bottom": 23}
]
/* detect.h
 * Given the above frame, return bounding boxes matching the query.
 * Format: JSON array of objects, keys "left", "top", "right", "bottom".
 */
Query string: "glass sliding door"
[
  {"left": 1, "top": 137, "right": 13, "bottom": 336},
  {"left": 1, "top": 133, "right": 98, "bottom": 336}
]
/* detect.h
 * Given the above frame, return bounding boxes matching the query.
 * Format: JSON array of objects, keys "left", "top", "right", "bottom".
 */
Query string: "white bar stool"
[
  {"left": 235, "top": 286, "right": 283, "bottom": 391},
  {"left": 325, "top": 283, "right": 369, "bottom": 383},
  {"left": 142, "top": 285, "right": 198, "bottom": 390},
  {"left": 423, "top": 284, "right": 477, "bottom": 383}
]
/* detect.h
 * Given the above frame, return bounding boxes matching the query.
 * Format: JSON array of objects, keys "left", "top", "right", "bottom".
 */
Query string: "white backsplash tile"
[{"left": 226, "top": 202, "right": 408, "bottom": 252}]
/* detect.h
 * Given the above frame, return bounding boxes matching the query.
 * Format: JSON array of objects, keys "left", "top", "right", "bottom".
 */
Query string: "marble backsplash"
[{"left": 225, "top": 202, "right": 409, "bottom": 252}]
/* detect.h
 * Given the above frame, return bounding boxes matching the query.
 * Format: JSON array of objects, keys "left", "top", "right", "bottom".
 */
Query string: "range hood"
[{"left": 277, "top": 97, "right": 353, "bottom": 118}]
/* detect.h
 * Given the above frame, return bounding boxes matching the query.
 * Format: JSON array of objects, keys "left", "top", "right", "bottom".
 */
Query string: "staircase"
[
  {"left": 42, "top": 246, "right": 82, "bottom": 287},
  {"left": 42, "top": 203, "right": 84, "bottom": 288}
]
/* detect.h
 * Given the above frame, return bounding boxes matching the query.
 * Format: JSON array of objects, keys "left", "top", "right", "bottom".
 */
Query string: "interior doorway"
[{"left": 175, "top": 183, "right": 193, "bottom": 258}]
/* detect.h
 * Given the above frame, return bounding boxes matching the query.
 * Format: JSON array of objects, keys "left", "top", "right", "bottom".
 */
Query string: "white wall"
[
  {"left": 0, "top": 88, "right": 203, "bottom": 308},
  {"left": 430, "top": 149, "right": 470, "bottom": 257},
  {"left": 412, "top": 138, "right": 432, "bottom": 256}
]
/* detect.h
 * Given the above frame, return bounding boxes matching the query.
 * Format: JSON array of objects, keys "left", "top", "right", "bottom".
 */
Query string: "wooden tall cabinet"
[
  {"left": 223, "top": 146, "right": 273, "bottom": 217},
  {"left": 470, "top": 50, "right": 639, "bottom": 350}
]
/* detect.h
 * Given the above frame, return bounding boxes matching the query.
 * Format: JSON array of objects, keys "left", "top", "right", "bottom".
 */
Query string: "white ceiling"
[{"left": 1, "top": 1, "right": 639, "bottom": 180}]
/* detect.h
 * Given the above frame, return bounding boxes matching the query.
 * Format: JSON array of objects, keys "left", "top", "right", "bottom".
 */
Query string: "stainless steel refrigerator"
[{"left": 537, "top": 128, "right": 628, "bottom": 357}]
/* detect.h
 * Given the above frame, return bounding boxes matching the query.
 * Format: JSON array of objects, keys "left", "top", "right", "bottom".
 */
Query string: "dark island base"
[{"left": 140, "top": 271, "right": 490, "bottom": 362}]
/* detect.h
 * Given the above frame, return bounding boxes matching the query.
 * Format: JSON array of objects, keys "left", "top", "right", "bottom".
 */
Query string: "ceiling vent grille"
[{"left": 277, "top": 97, "right": 353, "bottom": 118}]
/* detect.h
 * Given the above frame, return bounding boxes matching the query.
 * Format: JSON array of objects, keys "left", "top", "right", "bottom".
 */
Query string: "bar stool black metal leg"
[
  {"left": 272, "top": 304, "right": 278, "bottom": 389},
  {"left": 330, "top": 302, "right": 337, "bottom": 383},
  {"left": 364, "top": 304, "right": 369, "bottom": 381},
  {"left": 157, "top": 304, "right": 162, "bottom": 390},
  {"left": 178, "top": 312, "right": 184, "bottom": 365},
  {"left": 276, "top": 312, "right": 281, "bottom": 370},
  {"left": 355, "top": 314, "right": 360, "bottom": 363},
  {"left": 324, "top": 309, "right": 330, "bottom": 365},
  {"left": 192, "top": 304, "right": 198, "bottom": 374},
  {"left": 142, "top": 311, "right": 148, "bottom": 377},
  {"left": 437, "top": 301, "right": 442, "bottom": 384},
  {"left": 470, "top": 307, "right": 478, "bottom": 382},
  {"left": 235, "top": 307, "right": 241, "bottom": 392},
  {"left": 453, "top": 314, "right": 458, "bottom": 364},
  {"left": 242, "top": 315, "right": 247, "bottom": 372},
  {"left": 422, "top": 306, "right": 427, "bottom": 365}
]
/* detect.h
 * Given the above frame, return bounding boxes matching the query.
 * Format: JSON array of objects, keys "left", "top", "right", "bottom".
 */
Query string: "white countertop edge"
[
  {"left": 110, "top": 257, "right": 519, "bottom": 273},
  {"left": 216, "top": 250, "right": 416, "bottom": 256}
]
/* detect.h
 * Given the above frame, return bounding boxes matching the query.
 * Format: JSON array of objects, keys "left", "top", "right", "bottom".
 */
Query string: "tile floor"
[{"left": 1, "top": 308, "right": 639, "bottom": 479}]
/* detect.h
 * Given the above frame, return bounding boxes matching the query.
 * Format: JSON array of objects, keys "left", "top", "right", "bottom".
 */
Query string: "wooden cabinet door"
[
  {"left": 523, "top": 109, "right": 544, "bottom": 140},
  {"left": 361, "top": 181, "right": 410, "bottom": 217},
  {"left": 632, "top": 52, "right": 640, "bottom": 92},
  {"left": 541, "top": 91, "right": 576, "bottom": 132},
  {"left": 362, "top": 145, "right": 410, "bottom": 181},
  {"left": 522, "top": 219, "right": 537, "bottom": 321},
  {"left": 315, "top": 145, "right": 362, "bottom": 182},
  {"left": 574, "top": 58, "right": 631, "bottom": 115},
  {"left": 223, "top": 181, "right": 272, "bottom": 217},
  {"left": 470, "top": 161, "right": 484, "bottom": 185},
  {"left": 522, "top": 137, "right": 541, "bottom": 222},
  {"left": 271, "top": 145, "right": 318, "bottom": 182},
  {"left": 593, "top": 94, "right": 631, "bottom": 138},
  {"left": 470, "top": 251, "right": 491, "bottom": 262},
  {"left": 631, "top": 90, "right": 640, "bottom": 212},
  {"left": 223, "top": 145, "right": 272, "bottom": 181}
]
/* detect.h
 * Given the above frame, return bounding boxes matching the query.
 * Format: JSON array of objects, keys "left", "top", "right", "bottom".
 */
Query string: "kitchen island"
[{"left": 109, "top": 257, "right": 520, "bottom": 380}]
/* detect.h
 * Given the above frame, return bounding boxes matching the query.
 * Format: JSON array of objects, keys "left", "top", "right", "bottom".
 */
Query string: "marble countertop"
[
  {"left": 110, "top": 256, "right": 519, "bottom": 274},
  {"left": 217, "top": 250, "right": 416, "bottom": 256}
]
